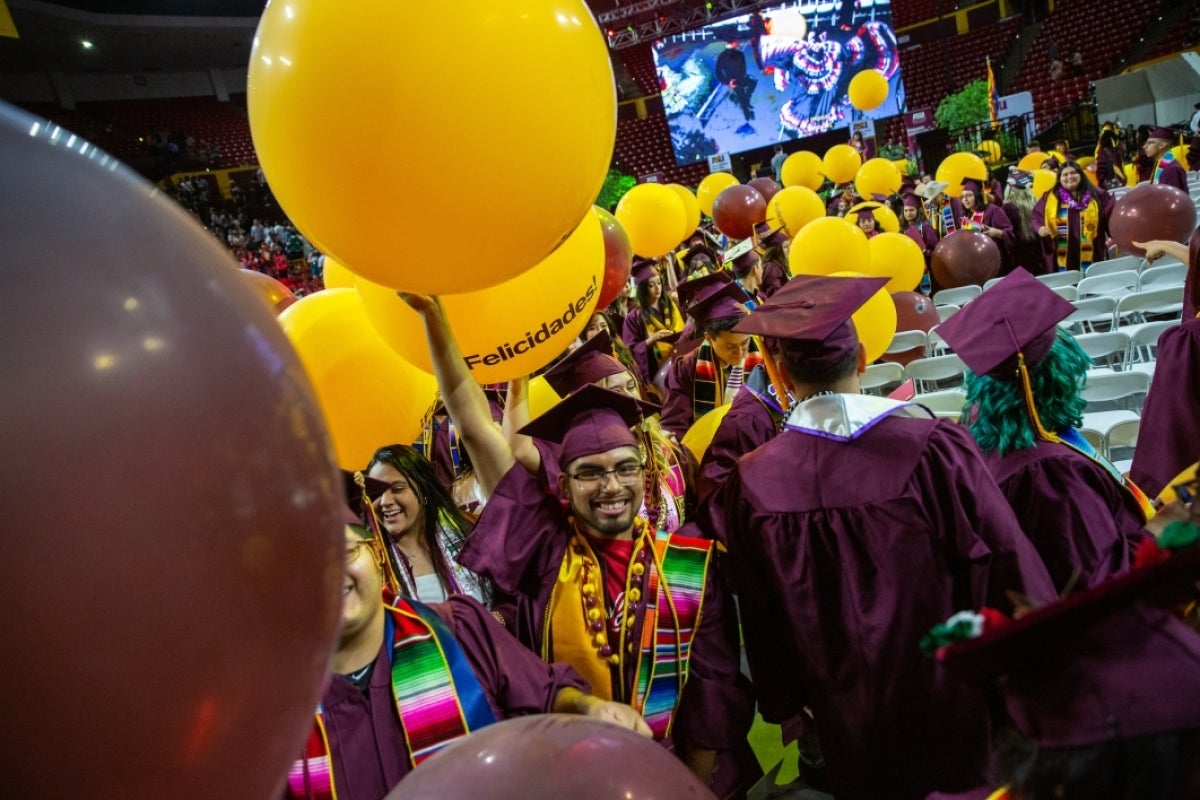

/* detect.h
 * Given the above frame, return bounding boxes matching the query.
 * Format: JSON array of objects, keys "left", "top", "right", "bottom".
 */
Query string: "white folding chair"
[
  {"left": 912, "top": 389, "right": 967, "bottom": 419},
  {"left": 1081, "top": 410, "right": 1141, "bottom": 449},
  {"left": 983, "top": 277, "right": 1004, "bottom": 291},
  {"left": 935, "top": 304, "right": 959, "bottom": 322},
  {"left": 925, "top": 327, "right": 951, "bottom": 357},
  {"left": 1076, "top": 270, "right": 1139, "bottom": 300},
  {"left": 1124, "top": 319, "right": 1178, "bottom": 366},
  {"left": 1104, "top": 418, "right": 1140, "bottom": 463},
  {"left": 933, "top": 285, "right": 982, "bottom": 306},
  {"left": 1034, "top": 270, "right": 1082, "bottom": 289},
  {"left": 1138, "top": 262, "right": 1187, "bottom": 291},
  {"left": 1081, "top": 371, "right": 1150, "bottom": 413},
  {"left": 903, "top": 354, "right": 967, "bottom": 393},
  {"left": 1051, "top": 285, "right": 1078, "bottom": 302},
  {"left": 861, "top": 362, "right": 905, "bottom": 396},
  {"left": 884, "top": 330, "right": 928, "bottom": 356},
  {"left": 1114, "top": 287, "right": 1185, "bottom": 327},
  {"left": 1085, "top": 256, "right": 1141, "bottom": 277},
  {"left": 1079, "top": 428, "right": 1107, "bottom": 456},
  {"left": 1074, "top": 330, "right": 1130, "bottom": 371},
  {"left": 1060, "top": 296, "right": 1117, "bottom": 333}
]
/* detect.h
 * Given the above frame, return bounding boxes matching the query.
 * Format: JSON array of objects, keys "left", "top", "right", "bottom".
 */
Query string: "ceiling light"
[{"left": 81, "top": 39, "right": 94, "bottom": 49}]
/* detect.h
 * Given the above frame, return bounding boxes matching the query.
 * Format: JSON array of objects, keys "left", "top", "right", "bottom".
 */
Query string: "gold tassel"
[
  {"left": 756, "top": 338, "right": 793, "bottom": 414},
  {"left": 354, "top": 470, "right": 401, "bottom": 596},
  {"left": 1017, "top": 353, "right": 1061, "bottom": 445}
]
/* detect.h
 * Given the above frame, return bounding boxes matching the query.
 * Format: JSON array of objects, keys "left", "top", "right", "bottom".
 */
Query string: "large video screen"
[{"left": 652, "top": 1, "right": 904, "bottom": 165}]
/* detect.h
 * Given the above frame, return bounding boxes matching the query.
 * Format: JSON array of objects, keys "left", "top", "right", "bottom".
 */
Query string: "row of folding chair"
[
  {"left": 1086, "top": 254, "right": 1185, "bottom": 277},
  {"left": 1073, "top": 264, "right": 1186, "bottom": 300},
  {"left": 1058, "top": 286, "right": 1184, "bottom": 333},
  {"left": 861, "top": 356, "right": 967, "bottom": 395},
  {"left": 1079, "top": 417, "right": 1140, "bottom": 467}
]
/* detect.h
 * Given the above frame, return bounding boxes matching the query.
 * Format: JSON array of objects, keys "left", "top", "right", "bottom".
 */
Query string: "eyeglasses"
[{"left": 567, "top": 463, "right": 645, "bottom": 487}]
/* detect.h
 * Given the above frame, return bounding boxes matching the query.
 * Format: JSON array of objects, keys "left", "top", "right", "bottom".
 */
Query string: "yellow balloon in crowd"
[
  {"left": 780, "top": 151, "right": 825, "bottom": 190},
  {"left": 1076, "top": 155, "right": 1095, "bottom": 169},
  {"left": 528, "top": 376, "right": 562, "bottom": 419},
  {"left": 823, "top": 145, "right": 863, "bottom": 185},
  {"left": 1123, "top": 163, "right": 1139, "bottom": 187},
  {"left": 848, "top": 69, "right": 889, "bottom": 111},
  {"left": 321, "top": 256, "right": 354, "bottom": 290},
  {"left": 867, "top": 232, "right": 925, "bottom": 293},
  {"left": 247, "top": 0, "right": 615, "bottom": 295},
  {"left": 356, "top": 210, "right": 605, "bottom": 384},
  {"left": 976, "top": 140, "right": 1002, "bottom": 164},
  {"left": 696, "top": 172, "right": 740, "bottom": 216},
  {"left": 681, "top": 404, "right": 731, "bottom": 462},
  {"left": 830, "top": 271, "right": 898, "bottom": 364},
  {"left": 893, "top": 158, "right": 911, "bottom": 175},
  {"left": 278, "top": 289, "right": 439, "bottom": 469},
  {"left": 1082, "top": 162, "right": 1099, "bottom": 186},
  {"left": 855, "top": 158, "right": 902, "bottom": 199},
  {"left": 667, "top": 183, "right": 702, "bottom": 242},
  {"left": 935, "top": 152, "right": 989, "bottom": 197},
  {"left": 1169, "top": 144, "right": 1188, "bottom": 164},
  {"left": 766, "top": 186, "right": 826, "bottom": 237},
  {"left": 851, "top": 201, "right": 900, "bottom": 234},
  {"left": 1018, "top": 151, "right": 1049, "bottom": 171},
  {"left": 789, "top": 217, "right": 870, "bottom": 277},
  {"left": 616, "top": 183, "right": 688, "bottom": 258},
  {"left": 1032, "top": 168, "right": 1057, "bottom": 198}
]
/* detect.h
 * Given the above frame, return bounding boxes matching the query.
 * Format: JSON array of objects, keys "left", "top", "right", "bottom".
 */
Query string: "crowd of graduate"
[{"left": 305, "top": 140, "right": 1200, "bottom": 798}]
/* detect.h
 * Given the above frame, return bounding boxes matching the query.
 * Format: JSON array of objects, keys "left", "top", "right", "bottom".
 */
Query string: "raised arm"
[
  {"left": 500, "top": 376, "right": 543, "bottom": 475},
  {"left": 400, "top": 293, "right": 515, "bottom": 495}
]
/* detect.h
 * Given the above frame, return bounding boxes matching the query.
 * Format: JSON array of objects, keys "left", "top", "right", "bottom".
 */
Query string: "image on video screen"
[{"left": 652, "top": 1, "right": 905, "bottom": 165}]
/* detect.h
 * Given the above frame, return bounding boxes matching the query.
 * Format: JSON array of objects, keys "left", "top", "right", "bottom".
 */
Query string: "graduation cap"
[
  {"left": 1006, "top": 169, "right": 1033, "bottom": 189},
  {"left": 935, "top": 268, "right": 1074, "bottom": 379},
  {"left": 542, "top": 330, "right": 628, "bottom": 397},
  {"left": 677, "top": 271, "right": 733, "bottom": 313},
  {"left": 733, "top": 275, "right": 886, "bottom": 370},
  {"left": 753, "top": 220, "right": 790, "bottom": 246},
  {"left": 959, "top": 177, "right": 984, "bottom": 199},
  {"left": 730, "top": 249, "right": 761, "bottom": 276},
  {"left": 901, "top": 192, "right": 922, "bottom": 208},
  {"left": 631, "top": 258, "right": 658, "bottom": 285},
  {"left": 681, "top": 243, "right": 718, "bottom": 269},
  {"left": 1147, "top": 126, "right": 1176, "bottom": 142},
  {"left": 914, "top": 181, "right": 948, "bottom": 201},
  {"left": 935, "top": 542, "right": 1200, "bottom": 748},
  {"left": 687, "top": 282, "right": 752, "bottom": 330},
  {"left": 341, "top": 469, "right": 390, "bottom": 526},
  {"left": 519, "top": 384, "right": 660, "bottom": 467}
]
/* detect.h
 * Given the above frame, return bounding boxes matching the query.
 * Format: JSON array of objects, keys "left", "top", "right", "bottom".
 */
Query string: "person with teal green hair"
[{"left": 937, "top": 269, "right": 1152, "bottom": 593}]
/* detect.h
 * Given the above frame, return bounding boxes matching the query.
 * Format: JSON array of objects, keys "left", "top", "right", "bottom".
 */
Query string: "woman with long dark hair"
[
  {"left": 622, "top": 259, "right": 684, "bottom": 385},
  {"left": 1095, "top": 129, "right": 1125, "bottom": 189},
  {"left": 366, "top": 444, "right": 491, "bottom": 605},
  {"left": 1031, "top": 161, "right": 1114, "bottom": 273}
]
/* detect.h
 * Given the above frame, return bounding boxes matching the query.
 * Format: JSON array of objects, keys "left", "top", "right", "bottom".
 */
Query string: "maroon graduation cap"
[
  {"left": 630, "top": 258, "right": 658, "bottom": 285},
  {"left": 519, "top": 384, "right": 659, "bottom": 466},
  {"left": 677, "top": 271, "right": 733, "bottom": 313},
  {"left": 341, "top": 469, "right": 390, "bottom": 526},
  {"left": 542, "top": 331, "right": 628, "bottom": 397}
]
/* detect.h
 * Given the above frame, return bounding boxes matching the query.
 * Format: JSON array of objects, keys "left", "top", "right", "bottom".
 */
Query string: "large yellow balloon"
[
  {"left": 321, "top": 256, "right": 354, "bottom": 290},
  {"left": 356, "top": 211, "right": 605, "bottom": 384},
  {"left": 766, "top": 186, "right": 825, "bottom": 236},
  {"left": 823, "top": 145, "right": 863, "bottom": 184},
  {"left": 278, "top": 289, "right": 438, "bottom": 469},
  {"left": 667, "top": 183, "right": 702, "bottom": 242},
  {"left": 867, "top": 232, "right": 925, "bottom": 293},
  {"left": 936, "top": 152, "right": 989, "bottom": 197},
  {"left": 848, "top": 69, "right": 889, "bottom": 111},
  {"left": 681, "top": 404, "right": 731, "bottom": 462},
  {"left": 528, "top": 376, "right": 562, "bottom": 419},
  {"left": 780, "top": 151, "right": 824, "bottom": 190},
  {"left": 616, "top": 183, "right": 688, "bottom": 258},
  {"left": 855, "top": 158, "right": 902, "bottom": 199},
  {"left": 788, "top": 217, "right": 870, "bottom": 277},
  {"left": 1123, "top": 163, "right": 1139, "bottom": 187},
  {"left": 830, "top": 271, "right": 898, "bottom": 364},
  {"left": 850, "top": 201, "right": 900, "bottom": 234},
  {"left": 1032, "top": 168, "right": 1057, "bottom": 198},
  {"left": 1076, "top": 155, "right": 1095, "bottom": 169},
  {"left": 696, "top": 172, "right": 739, "bottom": 216},
  {"left": 247, "top": 0, "right": 614, "bottom": 294},
  {"left": 1018, "top": 151, "right": 1049, "bottom": 171},
  {"left": 976, "top": 140, "right": 1002, "bottom": 164}
]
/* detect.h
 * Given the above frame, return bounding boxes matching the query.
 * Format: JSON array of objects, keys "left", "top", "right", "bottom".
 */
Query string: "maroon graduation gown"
[
  {"left": 317, "top": 596, "right": 584, "bottom": 800},
  {"left": 1030, "top": 187, "right": 1114, "bottom": 273},
  {"left": 1001, "top": 202, "right": 1045, "bottom": 275},
  {"left": 1095, "top": 147, "right": 1122, "bottom": 188},
  {"left": 723, "top": 410, "right": 1056, "bottom": 800},
  {"left": 1129, "top": 317, "right": 1200, "bottom": 498},
  {"left": 1154, "top": 159, "right": 1189, "bottom": 193},
  {"left": 621, "top": 305, "right": 674, "bottom": 386},
  {"left": 661, "top": 349, "right": 750, "bottom": 440},
  {"left": 760, "top": 258, "right": 790, "bottom": 298},
  {"left": 458, "top": 464, "right": 757, "bottom": 796},
  {"left": 423, "top": 392, "right": 505, "bottom": 488},
  {"left": 902, "top": 221, "right": 939, "bottom": 255},
  {"left": 985, "top": 441, "right": 1148, "bottom": 593}
]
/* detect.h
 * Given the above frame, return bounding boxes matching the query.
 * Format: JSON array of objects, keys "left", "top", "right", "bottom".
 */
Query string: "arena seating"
[
  {"left": 898, "top": 15, "right": 1023, "bottom": 113},
  {"left": 81, "top": 94, "right": 255, "bottom": 166}
]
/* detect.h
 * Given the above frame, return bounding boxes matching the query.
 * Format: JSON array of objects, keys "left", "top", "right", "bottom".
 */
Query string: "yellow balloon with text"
[
  {"left": 321, "top": 256, "right": 354, "bottom": 290},
  {"left": 855, "top": 158, "right": 902, "bottom": 199},
  {"left": 823, "top": 145, "right": 863, "bottom": 184},
  {"left": 766, "top": 186, "right": 826, "bottom": 237},
  {"left": 789, "top": 217, "right": 870, "bottom": 277},
  {"left": 867, "top": 232, "right": 925, "bottom": 293},
  {"left": 356, "top": 211, "right": 605, "bottom": 384},
  {"left": 848, "top": 69, "right": 889, "bottom": 111},
  {"left": 830, "top": 271, "right": 898, "bottom": 364},
  {"left": 697, "top": 172, "right": 740, "bottom": 216},
  {"left": 247, "top": 0, "right": 615, "bottom": 294},
  {"left": 936, "top": 152, "right": 989, "bottom": 197},
  {"left": 278, "top": 289, "right": 438, "bottom": 469},
  {"left": 667, "top": 183, "right": 702, "bottom": 242},
  {"left": 780, "top": 151, "right": 824, "bottom": 190}
]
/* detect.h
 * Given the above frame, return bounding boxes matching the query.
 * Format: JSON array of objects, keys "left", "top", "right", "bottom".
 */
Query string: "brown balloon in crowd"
[{"left": 931, "top": 230, "right": 1002, "bottom": 289}]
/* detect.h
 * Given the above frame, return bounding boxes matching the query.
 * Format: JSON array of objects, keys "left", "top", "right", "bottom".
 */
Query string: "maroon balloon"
[
  {"left": 0, "top": 102, "right": 343, "bottom": 798},
  {"left": 386, "top": 715, "right": 716, "bottom": 800},
  {"left": 1108, "top": 182, "right": 1197, "bottom": 257},
  {"left": 931, "top": 230, "right": 1001, "bottom": 289},
  {"left": 884, "top": 291, "right": 941, "bottom": 365},
  {"left": 594, "top": 206, "right": 634, "bottom": 309},
  {"left": 711, "top": 184, "right": 767, "bottom": 240},
  {"left": 239, "top": 268, "right": 299, "bottom": 315},
  {"left": 748, "top": 176, "right": 782, "bottom": 204}
]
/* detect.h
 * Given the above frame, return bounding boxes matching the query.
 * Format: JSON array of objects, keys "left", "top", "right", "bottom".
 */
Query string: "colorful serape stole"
[
  {"left": 938, "top": 203, "right": 957, "bottom": 237},
  {"left": 288, "top": 600, "right": 496, "bottom": 798},
  {"left": 1058, "top": 427, "right": 1156, "bottom": 522},
  {"left": 1152, "top": 149, "right": 1177, "bottom": 184},
  {"left": 633, "top": 532, "right": 712, "bottom": 740},
  {"left": 692, "top": 339, "right": 763, "bottom": 419}
]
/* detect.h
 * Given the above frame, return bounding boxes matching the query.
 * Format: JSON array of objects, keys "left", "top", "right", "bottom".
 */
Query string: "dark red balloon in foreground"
[
  {"left": 386, "top": 715, "right": 717, "bottom": 800},
  {"left": 931, "top": 230, "right": 1001, "bottom": 289},
  {"left": 1108, "top": 182, "right": 1197, "bottom": 257},
  {"left": 885, "top": 290, "right": 942, "bottom": 365},
  {"left": 712, "top": 184, "right": 767, "bottom": 240},
  {"left": 239, "top": 268, "right": 299, "bottom": 315},
  {"left": 593, "top": 206, "right": 634, "bottom": 309},
  {"left": 748, "top": 176, "right": 782, "bottom": 205},
  {"left": 0, "top": 101, "right": 343, "bottom": 799}
]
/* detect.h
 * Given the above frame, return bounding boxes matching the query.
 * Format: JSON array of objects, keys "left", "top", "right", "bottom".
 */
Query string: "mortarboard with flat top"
[
  {"left": 935, "top": 268, "right": 1075, "bottom": 379},
  {"left": 677, "top": 271, "right": 733, "bottom": 313},
  {"left": 542, "top": 330, "right": 628, "bottom": 397},
  {"left": 1147, "top": 126, "right": 1175, "bottom": 142},
  {"left": 754, "top": 220, "right": 790, "bottom": 246},
  {"left": 631, "top": 258, "right": 658, "bottom": 285},
  {"left": 960, "top": 177, "right": 984, "bottom": 198},
  {"left": 733, "top": 275, "right": 886, "bottom": 370},
  {"left": 731, "top": 249, "right": 761, "bottom": 276},
  {"left": 341, "top": 469, "right": 390, "bottom": 526},
  {"left": 686, "top": 282, "right": 752, "bottom": 329},
  {"left": 519, "top": 384, "right": 660, "bottom": 466},
  {"left": 901, "top": 192, "right": 922, "bottom": 208}
]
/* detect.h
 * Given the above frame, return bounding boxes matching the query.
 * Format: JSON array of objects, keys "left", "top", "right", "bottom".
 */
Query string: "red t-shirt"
[{"left": 584, "top": 534, "right": 634, "bottom": 638}]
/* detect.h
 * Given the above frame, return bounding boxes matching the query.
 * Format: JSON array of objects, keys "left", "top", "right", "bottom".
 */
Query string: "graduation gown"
[
  {"left": 1030, "top": 187, "right": 1113, "bottom": 272},
  {"left": 458, "top": 464, "right": 757, "bottom": 797},
  {"left": 902, "top": 221, "right": 939, "bottom": 255},
  {"left": 760, "top": 258, "right": 790, "bottom": 298},
  {"left": 985, "top": 442, "right": 1149, "bottom": 593},
  {"left": 722, "top": 396, "right": 1056, "bottom": 800},
  {"left": 1129, "top": 317, "right": 1200, "bottom": 498},
  {"left": 316, "top": 596, "right": 584, "bottom": 800},
  {"left": 1153, "top": 158, "right": 1189, "bottom": 193},
  {"left": 622, "top": 305, "right": 680, "bottom": 386},
  {"left": 1001, "top": 203, "right": 1045, "bottom": 275}
]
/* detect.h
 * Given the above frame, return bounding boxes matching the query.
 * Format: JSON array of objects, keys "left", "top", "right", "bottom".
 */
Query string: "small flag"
[{"left": 986, "top": 58, "right": 998, "bottom": 126}]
